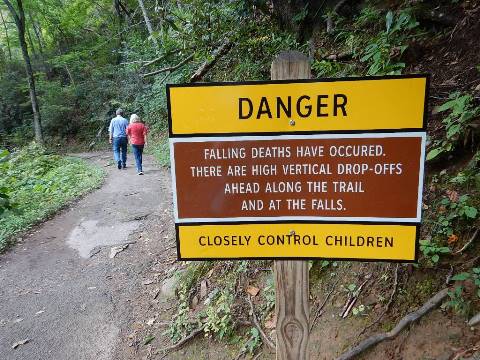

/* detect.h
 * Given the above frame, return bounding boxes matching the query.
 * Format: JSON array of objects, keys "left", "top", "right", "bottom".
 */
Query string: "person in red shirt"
[{"left": 126, "top": 114, "right": 149, "bottom": 175}]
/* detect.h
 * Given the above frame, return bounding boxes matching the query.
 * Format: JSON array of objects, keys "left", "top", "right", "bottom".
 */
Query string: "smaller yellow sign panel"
[
  {"left": 178, "top": 223, "right": 416, "bottom": 261},
  {"left": 169, "top": 76, "right": 427, "bottom": 135}
]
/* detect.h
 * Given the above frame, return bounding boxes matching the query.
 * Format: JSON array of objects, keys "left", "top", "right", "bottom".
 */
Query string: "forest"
[{"left": 0, "top": 0, "right": 479, "bottom": 359}]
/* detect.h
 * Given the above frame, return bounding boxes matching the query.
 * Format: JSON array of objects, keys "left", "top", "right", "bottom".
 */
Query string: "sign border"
[
  {"left": 167, "top": 74, "right": 429, "bottom": 262},
  {"left": 167, "top": 73, "right": 429, "bottom": 137},
  {"left": 170, "top": 132, "right": 426, "bottom": 224},
  {"left": 175, "top": 222, "right": 420, "bottom": 263}
]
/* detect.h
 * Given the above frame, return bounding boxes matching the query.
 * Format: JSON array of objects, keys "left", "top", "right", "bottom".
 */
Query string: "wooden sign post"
[{"left": 272, "top": 51, "right": 310, "bottom": 360}]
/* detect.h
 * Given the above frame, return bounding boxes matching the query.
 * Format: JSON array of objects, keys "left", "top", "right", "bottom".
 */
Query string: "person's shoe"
[
  {"left": 122, "top": 163, "right": 126, "bottom": 169},
  {"left": 138, "top": 172, "right": 144, "bottom": 175},
  {"left": 117, "top": 161, "right": 122, "bottom": 170}
]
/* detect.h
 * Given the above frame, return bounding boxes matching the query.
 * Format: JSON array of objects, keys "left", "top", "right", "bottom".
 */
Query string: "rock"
[
  {"left": 109, "top": 244, "right": 129, "bottom": 258},
  {"left": 191, "top": 295, "right": 199, "bottom": 309},
  {"left": 468, "top": 312, "right": 480, "bottom": 327},
  {"left": 161, "top": 276, "right": 179, "bottom": 298},
  {"left": 12, "top": 339, "right": 29, "bottom": 349},
  {"left": 200, "top": 280, "right": 208, "bottom": 299}
]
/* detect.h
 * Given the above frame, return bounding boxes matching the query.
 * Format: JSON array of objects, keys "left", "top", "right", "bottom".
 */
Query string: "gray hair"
[
  {"left": 116, "top": 108, "right": 124, "bottom": 116},
  {"left": 130, "top": 114, "right": 141, "bottom": 124}
]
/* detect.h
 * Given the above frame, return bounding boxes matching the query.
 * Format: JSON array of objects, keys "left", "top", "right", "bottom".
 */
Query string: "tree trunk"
[
  {"left": 270, "top": 0, "right": 338, "bottom": 42},
  {"left": 28, "top": 12, "right": 45, "bottom": 55},
  {"left": 0, "top": 9, "right": 12, "bottom": 61},
  {"left": 137, "top": 0, "right": 158, "bottom": 48},
  {"left": 3, "top": 0, "right": 43, "bottom": 143}
]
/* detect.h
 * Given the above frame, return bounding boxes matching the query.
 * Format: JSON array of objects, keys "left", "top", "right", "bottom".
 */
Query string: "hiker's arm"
[{"left": 108, "top": 120, "right": 113, "bottom": 144}]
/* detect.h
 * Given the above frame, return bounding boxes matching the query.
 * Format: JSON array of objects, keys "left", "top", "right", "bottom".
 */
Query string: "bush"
[{"left": 0, "top": 143, "right": 105, "bottom": 250}]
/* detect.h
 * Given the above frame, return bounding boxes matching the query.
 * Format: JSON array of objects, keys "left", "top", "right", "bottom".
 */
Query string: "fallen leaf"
[
  {"left": 264, "top": 314, "right": 277, "bottom": 329},
  {"left": 438, "top": 205, "right": 447, "bottom": 214},
  {"left": 446, "top": 190, "right": 459, "bottom": 202},
  {"left": 146, "top": 318, "right": 155, "bottom": 326},
  {"left": 142, "top": 279, "right": 154, "bottom": 286},
  {"left": 448, "top": 234, "right": 459, "bottom": 245},
  {"left": 12, "top": 339, "right": 29, "bottom": 349},
  {"left": 35, "top": 310, "right": 45, "bottom": 315},
  {"left": 246, "top": 286, "right": 260, "bottom": 297}
]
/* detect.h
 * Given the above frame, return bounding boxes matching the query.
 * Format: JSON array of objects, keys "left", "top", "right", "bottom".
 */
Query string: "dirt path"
[{"left": 0, "top": 152, "right": 177, "bottom": 360}]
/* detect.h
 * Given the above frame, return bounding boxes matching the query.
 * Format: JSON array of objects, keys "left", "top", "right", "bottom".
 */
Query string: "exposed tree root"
[
  {"left": 246, "top": 295, "right": 276, "bottom": 352},
  {"left": 358, "top": 264, "right": 399, "bottom": 337},
  {"left": 159, "top": 327, "right": 203, "bottom": 356},
  {"left": 336, "top": 288, "right": 450, "bottom": 360},
  {"left": 454, "top": 228, "right": 479, "bottom": 255},
  {"left": 310, "top": 279, "right": 339, "bottom": 332}
]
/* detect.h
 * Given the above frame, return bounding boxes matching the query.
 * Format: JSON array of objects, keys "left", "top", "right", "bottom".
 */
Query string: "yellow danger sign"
[
  {"left": 178, "top": 223, "right": 417, "bottom": 261},
  {"left": 168, "top": 74, "right": 428, "bottom": 262},
  {"left": 168, "top": 75, "right": 427, "bottom": 135}
]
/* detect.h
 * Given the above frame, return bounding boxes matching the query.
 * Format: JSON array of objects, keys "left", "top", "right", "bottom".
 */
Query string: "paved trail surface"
[{"left": 0, "top": 153, "right": 176, "bottom": 360}]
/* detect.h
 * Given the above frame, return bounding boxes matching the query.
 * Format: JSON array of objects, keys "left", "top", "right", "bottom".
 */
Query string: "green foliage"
[
  {"left": 165, "top": 287, "right": 197, "bottom": 343},
  {"left": 419, "top": 239, "right": 451, "bottom": 264},
  {"left": 241, "top": 327, "right": 262, "bottom": 355},
  {"left": 427, "top": 92, "right": 480, "bottom": 161},
  {"left": 434, "top": 193, "right": 477, "bottom": 237},
  {"left": 443, "top": 285, "right": 470, "bottom": 315},
  {"left": 202, "top": 289, "right": 235, "bottom": 339},
  {"left": 262, "top": 274, "right": 276, "bottom": 313},
  {"left": 444, "top": 268, "right": 480, "bottom": 315},
  {"left": 352, "top": 304, "right": 367, "bottom": 316},
  {"left": 0, "top": 149, "right": 14, "bottom": 215},
  {"left": 360, "top": 10, "right": 418, "bottom": 75},
  {"left": 451, "top": 268, "right": 480, "bottom": 298},
  {"left": 0, "top": 143, "right": 104, "bottom": 250},
  {"left": 150, "top": 135, "right": 171, "bottom": 167}
]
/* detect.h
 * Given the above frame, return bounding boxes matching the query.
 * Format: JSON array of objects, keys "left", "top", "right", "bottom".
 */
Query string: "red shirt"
[{"left": 126, "top": 123, "right": 148, "bottom": 145}]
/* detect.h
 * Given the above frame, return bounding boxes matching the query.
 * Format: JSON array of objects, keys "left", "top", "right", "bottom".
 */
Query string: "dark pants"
[
  {"left": 112, "top": 137, "right": 127, "bottom": 166},
  {"left": 131, "top": 144, "right": 144, "bottom": 172}
]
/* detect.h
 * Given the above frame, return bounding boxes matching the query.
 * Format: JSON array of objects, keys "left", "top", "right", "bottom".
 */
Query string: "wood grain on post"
[{"left": 271, "top": 51, "right": 311, "bottom": 360}]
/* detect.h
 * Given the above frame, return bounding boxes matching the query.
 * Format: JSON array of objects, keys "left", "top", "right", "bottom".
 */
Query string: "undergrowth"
[{"left": 0, "top": 143, "right": 105, "bottom": 251}]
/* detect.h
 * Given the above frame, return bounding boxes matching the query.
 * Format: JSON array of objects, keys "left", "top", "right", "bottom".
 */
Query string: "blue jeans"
[
  {"left": 112, "top": 137, "right": 127, "bottom": 165},
  {"left": 131, "top": 144, "right": 144, "bottom": 172}
]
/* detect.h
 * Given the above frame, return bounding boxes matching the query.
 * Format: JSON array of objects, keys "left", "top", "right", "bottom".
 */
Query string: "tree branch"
[
  {"left": 2, "top": 0, "right": 20, "bottom": 26},
  {"left": 142, "top": 54, "right": 194, "bottom": 78},
  {"left": 246, "top": 295, "right": 275, "bottom": 352},
  {"left": 190, "top": 40, "right": 233, "bottom": 82},
  {"left": 454, "top": 228, "right": 479, "bottom": 255},
  {"left": 159, "top": 327, "right": 204, "bottom": 354},
  {"left": 336, "top": 288, "right": 449, "bottom": 360}
]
